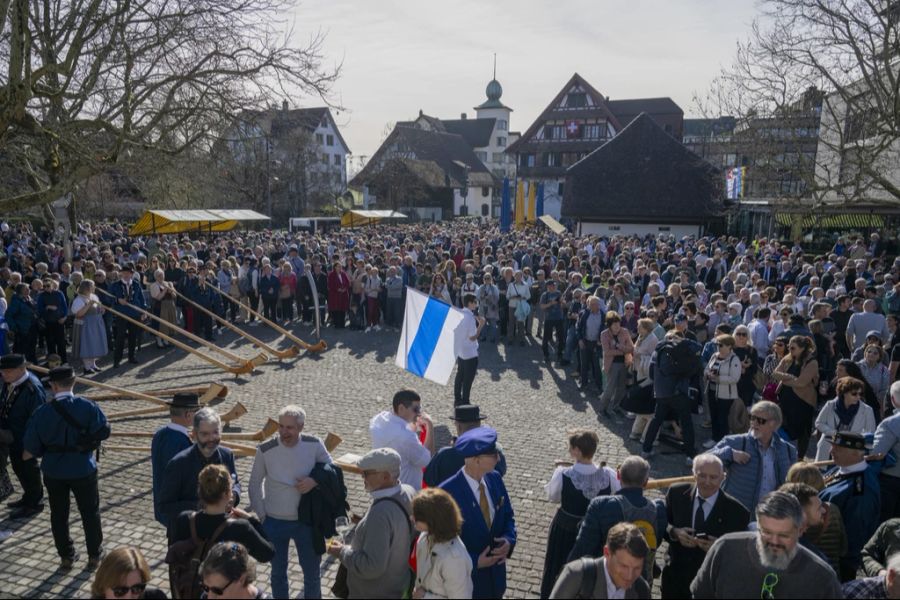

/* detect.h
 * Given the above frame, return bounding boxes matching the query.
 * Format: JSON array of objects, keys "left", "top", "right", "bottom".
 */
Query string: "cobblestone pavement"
[{"left": 0, "top": 323, "right": 697, "bottom": 598}]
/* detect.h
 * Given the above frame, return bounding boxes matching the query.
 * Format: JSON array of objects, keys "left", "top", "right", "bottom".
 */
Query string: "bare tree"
[
  {"left": 0, "top": 0, "right": 340, "bottom": 214},
  {"left": 697, "top": 0, "right": 900, "bottom": 206}
]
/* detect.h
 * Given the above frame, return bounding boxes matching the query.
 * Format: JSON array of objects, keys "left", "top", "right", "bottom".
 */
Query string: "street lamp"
[{"left": 461, "top": 165, "right": 470, "bottom": 217}]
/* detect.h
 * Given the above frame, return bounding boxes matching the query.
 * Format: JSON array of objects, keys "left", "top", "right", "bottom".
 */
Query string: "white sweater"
[
  {"left": 815, "top": 399, "right": 877, "bottom": 461},
  {"left": 415, "top": 534, "right": 473, "bottom": 599},
  {"left": 248, "top": 434, "right": 332, "bottom": 521}
]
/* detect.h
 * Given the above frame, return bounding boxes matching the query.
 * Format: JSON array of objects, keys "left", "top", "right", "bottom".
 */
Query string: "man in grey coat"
[
  {"left": 327, "top": 448, "right": 415, "bottom": 599},
  {"left": 550, "top": 522, "right": 651, "bottom": 599}
]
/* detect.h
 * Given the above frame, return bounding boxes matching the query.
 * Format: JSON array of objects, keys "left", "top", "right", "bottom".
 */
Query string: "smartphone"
[{"left": 694, "top": 532, "right": 710, "bottom": 540}]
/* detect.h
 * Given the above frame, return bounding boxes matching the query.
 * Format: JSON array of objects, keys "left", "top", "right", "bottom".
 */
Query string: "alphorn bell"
[
  {"left": 96, "top": 287, "right": 268, "bottom": 372},
  {"left": 87, "top": 383, "right": 229, "bottom": 403},
  {"left": 206, "top": 284, "right": 327, "bottom": 353},
  {"left": 28, "top": 364, "right": 169, "bottom": 408},
  {"left": 172, "top": 288, "right": 299, "bottom": 360}
]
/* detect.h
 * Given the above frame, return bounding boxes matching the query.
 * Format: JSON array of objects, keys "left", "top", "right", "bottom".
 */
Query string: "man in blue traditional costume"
[
  {"left": 820, "top": 431, "right": 881, "bottom": 582},
  {"left": 151, "top": 392, "right": 199, "bottom": 526},
  {"left": 440, "top": 426, "right": 517, "bottom": 599},
  {"left": 423, "top": 404, "right": 506, "bottom": 488}
]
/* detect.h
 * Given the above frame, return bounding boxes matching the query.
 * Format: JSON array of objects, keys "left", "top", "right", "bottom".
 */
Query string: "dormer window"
[{"left": 566, "top": 93, "right": 586, "bottom": 108}]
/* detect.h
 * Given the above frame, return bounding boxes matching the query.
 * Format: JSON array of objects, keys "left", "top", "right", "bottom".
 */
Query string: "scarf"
[{"left": 834, "top": 399, "right": 861, "bottom": 429}]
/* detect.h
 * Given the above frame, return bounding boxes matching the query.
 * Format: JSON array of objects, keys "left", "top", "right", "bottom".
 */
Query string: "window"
[
  {"left": 566, "top": 93, "right": 587, "bottom": 108},
  {"left": 481, "top": 204, "right": 490, "bottom": 217},
  {"left": 321, "top": 153, "right": 329, "bottom": 164},
  {"left": 543, "top": 153, "right": 559, "bottom": 167},
  {"left": 326, "top": 134, "right": 334, "bottom": 146},
  {"left": 609, "top": 225, "right": 621, "bottom": 231},
  {"left": 334, "top": 154, "right": 341, "bottom": 165},
  {"left": 658, "top": 227, "right": 671, "bottom": 232},
  {"left": 315, "top": 133, "right": 324, "bottom": 144},
  {"left": 557, "top": 182, "right": 564, "bottom": 196},
  {"left": 497, "top": 136, "right": 506, "bottom": 147},
  {"left": 497, "top": 119, "right": 507, "bottom": 131},
  {"left": 520, "top": 154, "right": 535, "bottom": 168},
  {"left": 723, "top": 153, "right": 737, "bottom": 167},
  {"left": 482, "top": 186, "right": 489, "bottom": 197},
  {"left": 584, "top": 124, "right": 600, "bottom": 139},
  {"left": 459, "top": 205, "right": 468, "bottom": 216}
]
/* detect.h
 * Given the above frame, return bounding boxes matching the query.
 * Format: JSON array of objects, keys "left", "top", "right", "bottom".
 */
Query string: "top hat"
[{"left": 450, "top": 404, "right": 486, "bottom": 423}]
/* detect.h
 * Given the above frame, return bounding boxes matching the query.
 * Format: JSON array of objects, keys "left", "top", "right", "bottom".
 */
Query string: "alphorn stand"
[
  {"left": 206, "top": 284, "right": 327, "bottom": 353},
  {"left": 97, "top": 288, "right": 268, "bottom": 372},
  {"left": 172, "top": 288, "right": 299, "bottom": 360}
]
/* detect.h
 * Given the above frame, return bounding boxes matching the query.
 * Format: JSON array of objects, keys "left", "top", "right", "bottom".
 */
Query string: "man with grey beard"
[{"left": 690, "top": 491, "right": 841, "bottom": 598}]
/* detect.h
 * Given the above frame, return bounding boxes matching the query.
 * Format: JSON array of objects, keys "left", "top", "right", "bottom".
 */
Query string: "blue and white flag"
[{"left": 396, "top": 287, "right": 465, "bottom": 385}]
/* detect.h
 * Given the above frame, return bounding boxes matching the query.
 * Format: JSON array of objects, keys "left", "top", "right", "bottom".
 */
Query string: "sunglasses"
[
  {"left": 735, "top": 332, "right": 748, "bottom": 337},
  {"left": 750, "top": 415, "right": 769, "bottom": 425},
  {"left": 201, "top": 579, "right": 236, "bottom": 596},
  {"left": 111, "top": 584, "right": 147, "bottom": 598}
]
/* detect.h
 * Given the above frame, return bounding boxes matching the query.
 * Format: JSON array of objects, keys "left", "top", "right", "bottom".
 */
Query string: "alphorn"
[
  {"left": 206, "top": 284, "right": 327, "bottom": 353},
  {"left": 105, "top": 427, "right": 342, "bottom": 458},
  {"left": 110, "top": 418, "right": 279, "bottom": 442},
  {"left": 97, "top": 302, "right": 262, "bottom": 375},
  {"left": 107, "top": 401, "right": 246, "bottom": 422},
  {"left": 28, "top": 364, "right": 169, "bottom": 408},
  {"left": 96, "top": 287, "right": 268, "bottom": 370},
  {"left": 172, "top": 288, "right": 299, "bottom": 360},
  {"left": 87, "top": 383, "right": 229, "bottom": 402}
]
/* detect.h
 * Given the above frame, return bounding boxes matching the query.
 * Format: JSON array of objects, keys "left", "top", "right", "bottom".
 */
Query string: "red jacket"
[{"left": 327, "top": 270, "right": 351, "bottom": 311}]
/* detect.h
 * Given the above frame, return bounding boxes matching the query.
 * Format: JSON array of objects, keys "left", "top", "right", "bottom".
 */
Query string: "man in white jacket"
[{"left": 370, "top": 389, "right": 434, "bottom": 490}]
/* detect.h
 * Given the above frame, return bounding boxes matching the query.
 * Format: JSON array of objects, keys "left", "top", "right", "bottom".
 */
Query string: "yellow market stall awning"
[
  {"left": 341, "top": 210, "right": 407, "bottom": 228},
  {"left": 538, "top": 214, "right": 567, "bottom": 235},
  {"left": 130, "top": 210, "right": 270, "bottom": 236}
]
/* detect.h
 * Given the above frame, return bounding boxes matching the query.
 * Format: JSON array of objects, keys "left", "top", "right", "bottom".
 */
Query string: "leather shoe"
[
  {"left": 10, "top": 504, "right": 44, "bottom": 519},
  {"left": 60, "top": 554, "right": 79, "bottom": 570},
  {"left": 7, "top": 498, "right": 27, "bottom": 509}
]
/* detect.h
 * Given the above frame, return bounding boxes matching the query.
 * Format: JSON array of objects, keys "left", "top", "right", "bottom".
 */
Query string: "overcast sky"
[{"left": 289, "top": 0, "right": 760, "bottom": 165}]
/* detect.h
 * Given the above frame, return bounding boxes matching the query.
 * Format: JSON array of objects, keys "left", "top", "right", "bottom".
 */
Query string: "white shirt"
[
  {"left": 456, "top": 308, "right": 479, "bottom": 360},
  {"left": 693, "top": 490, "right": 719, "bottom": 528},
  {"left": 603, "top": 559, "right": 626, "bottom": 599},
  {"left": 166, "top": 422, "right": 190, "bottom": 437},
  {"left": 370, "top": 411, "right": 431, "bottom": 490},
  {"left": 838, "top": 460, "right": 869, "bottom": 476},
  {"left": 462, "top": 469, "right": 494, "bottom": 523},
  {"left": 10, "top": 372, "right": 30, "bottom": 389}
]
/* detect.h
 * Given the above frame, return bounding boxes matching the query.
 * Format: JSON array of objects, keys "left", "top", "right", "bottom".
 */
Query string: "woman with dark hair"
[
  {"left": 540, "top": 430, "right": 619, "bottom": 598},
  {"left": 773, "top": 335, "right": 820, "bottom": 458},
  {"left": 200, "top": 542, "right": 271, "bottom": 599},
  {"left": 836, "top": 359, "right": 882, "bottom": 421},
  {"left": 814, "top": 376, "right": 877, "bottom": 460},
  {"left": 859, "top": 343, "right": 890, "bottom": 416},
  {"left": 412, "top": 487, "right": 473, "bottom": 599}
]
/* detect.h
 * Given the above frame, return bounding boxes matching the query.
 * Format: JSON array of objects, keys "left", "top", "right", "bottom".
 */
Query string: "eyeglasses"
[
  {"left": 761, "top": 572, "right": 779, "bottom": 599},
  {"left": 111, "top": 584, "right": 147, "bottom": 598},
  {"left": 735, "top": 332, "right": 748, "bottom": 337},
  {"left": 750, "top": 415, "right": 769, "bottom": 425},
  {"left": 201, "top": 579, "right": 237, "bottom": 597}
]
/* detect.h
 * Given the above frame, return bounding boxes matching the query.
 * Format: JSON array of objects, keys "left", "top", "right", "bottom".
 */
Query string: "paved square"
[{"left": 0, "top": 325, "right": 692, "bottom": 598}]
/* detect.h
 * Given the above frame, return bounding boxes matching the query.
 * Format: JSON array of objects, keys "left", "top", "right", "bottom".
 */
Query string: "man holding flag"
[{"left": 455, "top": 294, "right": 486, "bottom": 407}]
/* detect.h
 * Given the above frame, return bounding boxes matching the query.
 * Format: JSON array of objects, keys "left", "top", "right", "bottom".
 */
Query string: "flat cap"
[{"left": 357, "top": 447, "right": 401, "bottom": 473}]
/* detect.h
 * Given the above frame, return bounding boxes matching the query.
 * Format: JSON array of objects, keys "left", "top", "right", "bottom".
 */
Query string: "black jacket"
[{"left": 298, "top": 462, "right": 348, "bottom": 555}]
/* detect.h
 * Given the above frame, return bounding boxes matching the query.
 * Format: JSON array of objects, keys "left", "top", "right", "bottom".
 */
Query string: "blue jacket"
[
  {"left": 109, "top": 278, "right": 146, "bottom": 320},
  {"left": 23, "top": 393, "right": 110, "bottom": 479},
  {"left": 648, "top": 340, "right": 700, "bottom": 399},
  {"left": 0, "top": 373, "right": 46, "bottom": 451},
  {"left": 708, "top": 433, "right": 797, "bottom": 511},
  {"left": 158, "top": 444, "right": 242, "bottom": 531},
  {"left": 423, "top": 446, "right": 507, "bottom": 488},
  {"left": 259, "top": 274, "right": 280, "bottom": 300},
  {"left": 151, "top": 425, "right": 192, "bottom": 525},
  {"left": 575, "top": 308, "right": 605, "bottom": 342},
  {"left": 440, "top": 469, "right": 517, "bottom": 599},
  {"left": 36, "top": 290, "right": 68, "bottom": 323},
  {"left": 567, "top": 487, "right": 667, "bottom": 562},
  {"left": 6, "top": 294, "right": 37, "bottom": 335},
  {"left": 819, "top": 463, "right": 881, "bottom": 570}
]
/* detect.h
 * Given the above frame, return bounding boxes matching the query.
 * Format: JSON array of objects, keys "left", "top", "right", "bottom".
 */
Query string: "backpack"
[
  {"left": 238, "top": 268, "right": 255, "bottom": 296},
  {"left": 615, "top": 495, "right": 659, "bottom": 583},
  {"left": 656, "top": 339, "right": 701, "bottom": 378},
  {"left": 165, "top": 513, "right": 231, "bottom": 599},
  {"left": 576, "top": 557, "right": 599, "bottom": 599},
  {"left": 46, "top": 399, "right": 109, "bottom": 460}
]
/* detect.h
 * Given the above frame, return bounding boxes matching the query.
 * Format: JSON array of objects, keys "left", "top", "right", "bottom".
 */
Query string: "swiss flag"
[{"left": 565, "top": 120, "right": 581, "bottom": 139}]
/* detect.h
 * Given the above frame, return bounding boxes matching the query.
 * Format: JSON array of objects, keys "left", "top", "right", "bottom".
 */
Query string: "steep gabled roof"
[
  {"left": 507, "top": 73, "right": 623, "bottom": 154},
  {"left": 350, "top": 126, "right": 496, "bottom": 190},
  {"left": 238, "top": 106, "right": 351, "bottom": 154},
  {"left": 607, "top": 97, "right": 683, "bottom": 121},
  {"left": 440, "top": 118, "right": 496, "bottom": 148},
  {"left": 562, "top": 113, "right": 724, "bottom": 222}
]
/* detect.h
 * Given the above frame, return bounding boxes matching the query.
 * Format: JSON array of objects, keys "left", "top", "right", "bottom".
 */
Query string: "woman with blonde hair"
[
  {"left": 150, "top": 269, "right": 177, "bottom": 347},
  {"left": 628, "top": 318, "right": 659, "bottom": 442},
  {"left": 773, "top": 335, "right": 820, "bottom": 457},
  {"left": 412, "top": 487, "right": 473, "bottom": 599},
  {"left": 90, "top": 546, "right": 154, "bottom": 599},
  {"left": 71, "top": 279, "right": 108, "bottom": 374}
]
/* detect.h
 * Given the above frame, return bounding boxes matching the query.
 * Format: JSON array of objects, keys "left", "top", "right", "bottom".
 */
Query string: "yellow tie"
[{"left": 479, "top": 482, "right": 492, "bottom": 529}]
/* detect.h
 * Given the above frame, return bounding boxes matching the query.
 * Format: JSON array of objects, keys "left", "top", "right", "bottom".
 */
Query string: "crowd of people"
[{"left": 4, "top": 218, "right": 900, "bottom": 597}]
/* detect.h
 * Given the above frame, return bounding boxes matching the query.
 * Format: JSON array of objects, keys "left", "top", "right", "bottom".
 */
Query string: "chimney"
[
  {"left": 461, "top": 113, "right": 467, "bottom": 120},
  {"left": 282, "top": 99, "right": 289, "bottom": 111},
  {"left": 419, "top": 109, "right": 423, "bottom": 117}
]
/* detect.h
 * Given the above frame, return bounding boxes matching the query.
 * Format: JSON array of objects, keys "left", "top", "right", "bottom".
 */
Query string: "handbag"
[
  {"left": 728, "top": 398, "right": 750, "bottom": 434},
  {"left": 621, "top": 379, "right": 655, "bottom": 414}
]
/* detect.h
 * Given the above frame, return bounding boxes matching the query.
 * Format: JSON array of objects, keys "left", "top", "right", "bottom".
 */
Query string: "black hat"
[
  {"left": 450, "top": 404, "right": 486, "bottom": 423},
  {"left": 48, "top": 366, "right": 75, "bottom": 381},
  {"left": 830, "top": 431, "right": 871, "bottom": 452},
  {"left": 167, "top": 392, "right": 201, "bottom": 409},
  {"left": 0, "top": 354, "right": 25, "bottom": 370},
  {"left": 121, "top": 263, "right": 135, "bottom": 273}
]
